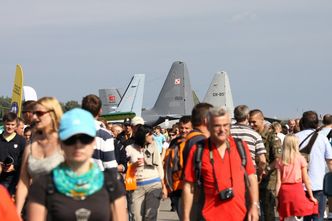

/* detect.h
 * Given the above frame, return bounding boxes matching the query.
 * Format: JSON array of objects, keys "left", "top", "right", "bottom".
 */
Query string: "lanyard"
[{"left": 208, "top": 139, "right": 233, "bottom": 192}]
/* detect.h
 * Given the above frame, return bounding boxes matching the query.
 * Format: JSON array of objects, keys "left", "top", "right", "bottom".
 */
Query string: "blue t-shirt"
[{"left": 153, "top": 134, "right": 165, "bottom": 154}]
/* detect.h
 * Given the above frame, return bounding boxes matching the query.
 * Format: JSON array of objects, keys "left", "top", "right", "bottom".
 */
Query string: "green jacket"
[{"left": 260, "top": 129, "right": 282, "bottom": 191}]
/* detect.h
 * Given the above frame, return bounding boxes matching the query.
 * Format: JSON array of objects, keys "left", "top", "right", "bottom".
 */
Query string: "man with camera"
[
  {"left": 182, "top": 107, "right": 259, "bottom": 221},
  {"left": 0, "top": 112, "right": 26, "bottom": 195}
]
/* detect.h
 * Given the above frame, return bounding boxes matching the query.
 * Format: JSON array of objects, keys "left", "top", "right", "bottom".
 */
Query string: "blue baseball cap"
[{"left": 59, "top": 108, "right": 96, "bottom": 141}]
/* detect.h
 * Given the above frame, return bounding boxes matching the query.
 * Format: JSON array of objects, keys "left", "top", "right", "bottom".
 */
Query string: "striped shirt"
[
  {"left": 230, "top": 124, "right": 266, "bottom": 165},
  {"left": 92, "top": 121, "right": 118, "bottom": 171}
]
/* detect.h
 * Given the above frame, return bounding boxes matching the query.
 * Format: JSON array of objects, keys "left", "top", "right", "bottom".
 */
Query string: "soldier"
[{"left": 249, "top": 109, "right": 282, "bottom": 221}]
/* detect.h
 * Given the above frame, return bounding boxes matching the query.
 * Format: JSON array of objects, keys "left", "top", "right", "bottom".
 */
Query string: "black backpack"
[
  {"left": 192, "top": 138, "right": 249, "bottom": 220},
  {"left": 194, "top": 138, "right": 249, "bottom": 187}
]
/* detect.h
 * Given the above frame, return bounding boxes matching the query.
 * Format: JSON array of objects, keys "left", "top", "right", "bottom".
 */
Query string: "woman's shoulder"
[
  {"left": 146, "top": 141, "right": 158, "bottom": 151},
  {"left": 126, "top": 144, "right": 138, "bottom": 152}
]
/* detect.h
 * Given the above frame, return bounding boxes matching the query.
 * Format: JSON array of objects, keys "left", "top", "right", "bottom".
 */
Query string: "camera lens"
[{"left": 4, "top": 156, "right": 14, "bottom": 165}]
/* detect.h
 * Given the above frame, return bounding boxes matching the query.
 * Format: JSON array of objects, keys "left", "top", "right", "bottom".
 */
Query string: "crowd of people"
[{"left": 1, "top": 94, "right": 332, "bottom": 221}]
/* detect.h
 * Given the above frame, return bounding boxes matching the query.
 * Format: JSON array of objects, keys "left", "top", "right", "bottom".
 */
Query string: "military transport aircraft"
[
  {"left": 100, "top": 61, "right": 195, "bottom": 126},
  {"left": 141, "top": 61, "right": 195, "bottom": 125}
]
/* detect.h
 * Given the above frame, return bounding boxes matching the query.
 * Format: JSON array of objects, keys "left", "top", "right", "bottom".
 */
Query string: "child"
[{"left": 276, "top": 134, "right": 318, "bottom": 221}]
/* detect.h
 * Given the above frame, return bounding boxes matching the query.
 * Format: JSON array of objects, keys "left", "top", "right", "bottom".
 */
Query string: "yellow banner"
[{"left": 11, "top": 64, "right": 24, "bottom": 117}]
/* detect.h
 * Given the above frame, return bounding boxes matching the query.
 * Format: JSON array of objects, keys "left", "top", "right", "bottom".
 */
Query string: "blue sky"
[{"left": 1, "top": 1, "right": 331, "bottom": 119}]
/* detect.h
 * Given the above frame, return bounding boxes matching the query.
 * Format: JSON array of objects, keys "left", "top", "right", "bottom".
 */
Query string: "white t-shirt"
[{"left": 296, "top": 129, "right": 332, "bottom": 190}]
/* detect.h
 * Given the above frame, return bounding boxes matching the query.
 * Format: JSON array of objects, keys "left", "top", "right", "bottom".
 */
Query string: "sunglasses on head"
[
  {"left": 62, "top": 134, "right": 95, "bottom": 146},
  {"left": 32, "top": 110, "right": 52, "bottom": 117}
]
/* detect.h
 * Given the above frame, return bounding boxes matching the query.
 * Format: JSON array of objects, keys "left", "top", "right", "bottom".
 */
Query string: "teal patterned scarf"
[{"left": 53, "top": 162, "right": 104, "bottom": 200}]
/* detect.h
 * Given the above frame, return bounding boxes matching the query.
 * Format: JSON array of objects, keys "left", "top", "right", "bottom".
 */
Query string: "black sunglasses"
[
  {"left": 32, "top": 110, "right": 52, "bottom": 117},
  {"left": 62, "top": 134, "right": 94, "bottom": 146}
]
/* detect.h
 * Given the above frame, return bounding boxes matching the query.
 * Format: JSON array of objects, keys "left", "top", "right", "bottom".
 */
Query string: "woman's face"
[
  {"left": 32, "top": 104, "right": 53, "bottom": 131},
  {"left": 61, "top": 134, "right": 95, "bottom": 164},
  {"left": 145, "top": 132, "right": 153, "bottom": 144}
]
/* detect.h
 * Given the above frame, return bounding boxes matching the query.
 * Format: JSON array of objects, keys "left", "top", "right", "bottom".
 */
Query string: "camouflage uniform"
[{"left": 259, "top": 129, "right": 282, "bottom": 221}]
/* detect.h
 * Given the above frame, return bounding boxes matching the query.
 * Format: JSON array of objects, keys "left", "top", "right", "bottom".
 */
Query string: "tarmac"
[
  {"left": 156, "top": 198, "right": 283, "bottom": 221},
  {"left": 156, "top": 198, "right": 332, "bottom": 221},
  {"left": 158, "top": 198, "right": 179, "bottom": 221}
]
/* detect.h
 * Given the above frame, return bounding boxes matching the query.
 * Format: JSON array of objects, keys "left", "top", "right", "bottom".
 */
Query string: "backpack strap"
[
  {"left": 300, "top": 130, "right": 319, "bottom": 155},
  {"left": 194, "top": 140, "right": 205, "bottom": 188},
  {"left": 164, "top": 147, "right": 175, "bottom": 191},
  {"left": 233, "top": 138, "right": 250, "bottom": 187},
  {"left": 192, "top": 140, "right": 206, "bottom": 221},
  {"left": 234, "top": 138, "right": 247, "bottom": 168},
  {"left": 299, "top": 131, "right": 315, "bottom": 148},
  {"left": 233, "top": 138, "right": 251, "bottom": 219},
  {"left": 327, "top": 129, "right": 332, "bottom": 140}
]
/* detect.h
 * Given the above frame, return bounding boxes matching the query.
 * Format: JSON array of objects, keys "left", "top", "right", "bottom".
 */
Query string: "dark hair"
[
  {"left": 134, "top": 125, "right": 153, "bottom": 147},
  {"left": 3, "top": 112, "right": 18, "bottom": 122},
  {"left": 179, "top": 115, "right": 191, "bottom": 124},
  {"left": 234, "top": 105, "right": 249, "bottom": 122},
  {"left": 191, "top": 103, "right": 213, "bottom": 127},
  {"left": 323, "top": 114, "right": 332, "bottom": 126},
  {"left": 301, "top": 111, "right": 319, "bottom": 130},
  {"left": 81, "top": 94, "right": 102, "bottom": 117},
  {"left": 249, "top": 109, "right": 264, "bottom": 118},
  {"left": 24, "top": 126, "right": 32, "bottom": 134},
  {"left": 22, "top": 100, "right": 36, "bottom": 112},
  {"left": 154, "top": 126, "right": 161, "bottom": 131}
]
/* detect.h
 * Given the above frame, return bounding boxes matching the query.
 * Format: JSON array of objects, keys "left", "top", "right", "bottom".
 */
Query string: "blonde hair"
[
  {"left": 270, "top": 122, "right": 282, "bottom": 133},
  {"left": 281, "top": 134, "right": 300, "bottom": 165},
  {"left": 36, "top": 97, "right": 63, "bottom": 131}
]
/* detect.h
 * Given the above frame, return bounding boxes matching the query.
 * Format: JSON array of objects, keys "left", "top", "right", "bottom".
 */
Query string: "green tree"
[
  {"left": 0, "top": 96, "right": 11, "bottom": 109},
  {"left": 0, "top": 96, "right": 11, "bottom": 119},
  {"left": 64, "top": 100, "right": 80, "bottom": 112}
]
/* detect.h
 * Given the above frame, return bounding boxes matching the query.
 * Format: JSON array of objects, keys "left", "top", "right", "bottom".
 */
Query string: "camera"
[
  {"left": 219, "top": 188, "right": 234, "bottom": 201},
  {"left": 4, "top": 156, "right": 14, "bottom": 166}
]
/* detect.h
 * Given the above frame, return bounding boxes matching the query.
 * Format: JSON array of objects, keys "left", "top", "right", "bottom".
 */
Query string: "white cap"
[{"left": 132, "top": 116, "right": 145, "bottom": 126}]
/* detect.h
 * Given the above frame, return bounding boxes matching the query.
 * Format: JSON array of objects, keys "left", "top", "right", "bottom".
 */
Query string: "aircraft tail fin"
[
  {"left": 116, "top": 74, "right": 145, "bottom": 117},
  {"left": 203, "top": 71, "right": 234, "bottom": 117},
  {"left": 99, "top": 88, "right": 122, "bottom": 115},
  {"left": 192, "top": 90, "right": 200, "bottom": 105},
  {"left": 10, "top": 64, "right": 24, "bottom": 117},
  {"left": 152, "top": 61, "right": 194, "bottom": 116}
]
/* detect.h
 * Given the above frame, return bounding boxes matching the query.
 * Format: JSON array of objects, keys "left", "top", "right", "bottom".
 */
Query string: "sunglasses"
[
  {"left": 62, "top": 134, "right": 95, "bottom": 146},
  {"left": 32, "top": 110, "right": 52, "bottom": 117}
]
